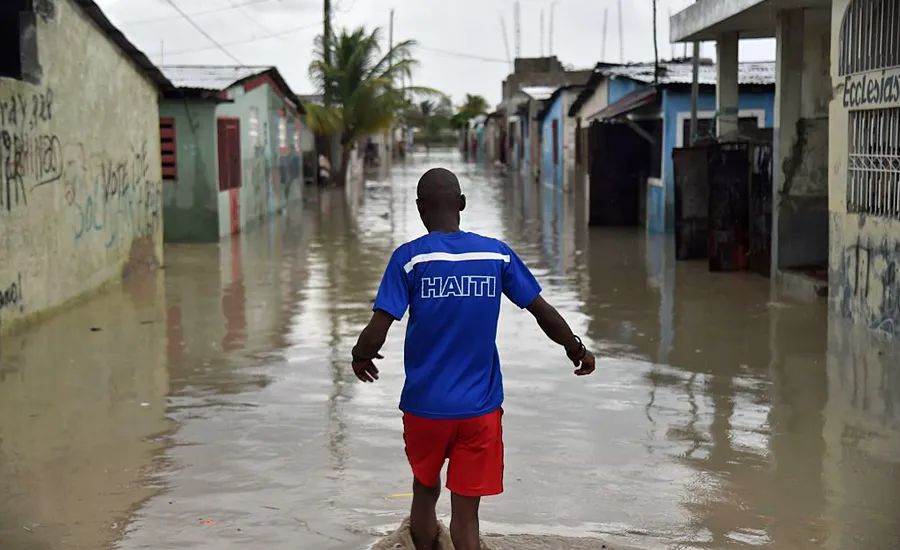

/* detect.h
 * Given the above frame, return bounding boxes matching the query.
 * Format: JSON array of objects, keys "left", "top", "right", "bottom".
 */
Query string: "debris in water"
[
  {"left": 200, "top": 519, "right": 216, "bottom": 525},
  {"left": 384, "top": 492, "right": 413, "bottom": 500},
  {"left": 90, "top": 327, "right": 102, "bottom": 332}
]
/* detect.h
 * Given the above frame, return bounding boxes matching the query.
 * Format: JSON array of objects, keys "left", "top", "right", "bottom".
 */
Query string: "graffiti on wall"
[
  {"left": 0, "top": 86, "right": 161, "bottom": 247},
  {"left": 0, "top": 88, "right": 59, "bottom": 212},
  {"left": 842, "top": 235, "right": 900, "bottom": 335},
  {"left": 69, "top": 141, "right": 161, "bottom": 247},
  {"left": 0, "top": 273, "right": 24, "bottom": 313},
  {"left": 34, "top": 0, "right": 56, "bottom": 22}
]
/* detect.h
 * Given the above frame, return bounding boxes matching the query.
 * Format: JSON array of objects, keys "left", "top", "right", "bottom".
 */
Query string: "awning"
[{"left": 585, "top": 88, "right": 659, "bottom": 123}]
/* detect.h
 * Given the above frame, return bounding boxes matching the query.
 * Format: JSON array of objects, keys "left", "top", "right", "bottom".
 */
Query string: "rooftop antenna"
[
  {"left": 601, "top": 8, "right": 608, "bottom": 61},
  {"left": 617, "top": 0, "right": 624, "bottom": 62},
  {"left": 514, "top": 1, "right": 521, "bottom": 58},
  {"left": 500, "top": 14, "right": 513, "bottom": 72},
  {"left": 540, "top": 8, "right": 545, "bottom": 57}
]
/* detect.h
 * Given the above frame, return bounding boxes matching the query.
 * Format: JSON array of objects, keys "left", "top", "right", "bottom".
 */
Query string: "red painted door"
[{"left": 217, "top": 117, "right": 242, "bottom": 234}]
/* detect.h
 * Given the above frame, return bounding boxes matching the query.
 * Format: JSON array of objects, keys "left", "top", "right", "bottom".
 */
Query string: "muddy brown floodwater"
[{"left": 1, "top": 150, "right": 899, "bottom": 550}]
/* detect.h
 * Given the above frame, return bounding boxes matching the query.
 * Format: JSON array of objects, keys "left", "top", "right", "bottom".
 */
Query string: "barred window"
[
  {"left": 840, "top": 0, "right": 900, "bottom": 219},
  {"left": 847, "top": 108, "right": 900, "bottom": 218}
]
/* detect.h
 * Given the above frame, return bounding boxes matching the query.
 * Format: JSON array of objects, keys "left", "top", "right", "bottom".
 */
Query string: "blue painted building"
[
  {"left": 537, "top": 85, "right": 585, "bottom": 191},
  {"left": 582, "top": 61, "right": 776, "bottom": 233}
]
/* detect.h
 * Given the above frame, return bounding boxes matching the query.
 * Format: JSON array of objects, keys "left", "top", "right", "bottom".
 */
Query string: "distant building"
[
  {"left": 571, "top": 60, "right": 775, "bottom": 232},
  {"left": 0, "top": 0, "right": 170, "bottom": 335},
  {"left": 159, "top": 66, "right": 310, "bottom": 242},
  {"left": 537, "top": 85, "right": 585, "bottom": 191}
]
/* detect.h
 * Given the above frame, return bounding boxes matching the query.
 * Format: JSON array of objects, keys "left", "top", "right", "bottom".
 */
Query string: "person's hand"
[
  {"left": 572, "top": 351, "right": 596, "bottom": 376},
  {"left": 352, "top": 353, "right": 382, "bottom": 382}
]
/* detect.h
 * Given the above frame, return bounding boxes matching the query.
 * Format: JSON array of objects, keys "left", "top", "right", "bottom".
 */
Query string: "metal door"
[
  {"left": 708, "top": 142, "right": 750, "bottom": 272},
  {"left": 673, "top": 146, "right": 709, "bottom": 260}
]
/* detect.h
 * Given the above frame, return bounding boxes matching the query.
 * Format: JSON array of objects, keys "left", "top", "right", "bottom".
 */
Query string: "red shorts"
[{"left": 402, "top": 408, "right": 504, "bottom": 497}]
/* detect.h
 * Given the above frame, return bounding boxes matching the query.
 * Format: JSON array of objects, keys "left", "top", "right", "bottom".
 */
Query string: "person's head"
[{"left": 416, "top": 168, "right": 466, "bottom": 232}]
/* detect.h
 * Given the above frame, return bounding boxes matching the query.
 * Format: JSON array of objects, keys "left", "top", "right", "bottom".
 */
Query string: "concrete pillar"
[
  {"left": 716, "top": 32, "right": 740, "bottom": 137},
  {"left": 771, "top": 9, "right": 804, "bottom": 277}
]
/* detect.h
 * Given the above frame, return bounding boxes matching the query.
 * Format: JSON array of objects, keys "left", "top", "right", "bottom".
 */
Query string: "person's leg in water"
[
  {"left": 403, "top": 413, "right": 454, "bottom": 550},
  {"left": 450, "top": 493, "right": 481, "bottom": 550},
  {"left": 446, "top": 408, "right": 504, "bottom": 550},
  {"left": 409, "top": 478, "right": 441, "bottom": 550}
]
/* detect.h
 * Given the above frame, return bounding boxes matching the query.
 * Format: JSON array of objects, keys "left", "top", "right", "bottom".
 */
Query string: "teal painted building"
[{"left": 159, "top": 66, "right": 310, "bottom": 242}]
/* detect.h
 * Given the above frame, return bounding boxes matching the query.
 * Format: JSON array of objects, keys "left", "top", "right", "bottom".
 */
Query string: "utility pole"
[
  {"left": 323, "top": 0, "right": 332, "bottom": 91},
  {"left": 652, "top": 0, "right": 658, "bottom": 85},
  {"left": 389, "top": 8, "right": 394, "bottom": 160}
]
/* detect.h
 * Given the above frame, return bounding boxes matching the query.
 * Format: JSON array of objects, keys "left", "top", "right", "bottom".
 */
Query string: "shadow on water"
[{"left": 0, "top": 149, "right": 898, "bottom": 550}]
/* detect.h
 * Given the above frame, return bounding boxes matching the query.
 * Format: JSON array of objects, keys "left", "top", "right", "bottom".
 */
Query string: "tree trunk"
[{"left": 338, "top": 143, "right": 352, "bottom": 186}]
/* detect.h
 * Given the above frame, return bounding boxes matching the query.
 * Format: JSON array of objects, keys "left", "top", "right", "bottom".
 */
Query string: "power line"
[
  {"left": 417, "top": 46, "right": 509, "bottom": 65},
  {"left": 158, "top": 21, "right": 321, "bottom": 57},
  {"left": 124, "top": 0, "right": 278, "bottom": 25},
  {"left": 162, "top": 0, "right": 244, "bottom": 64}
]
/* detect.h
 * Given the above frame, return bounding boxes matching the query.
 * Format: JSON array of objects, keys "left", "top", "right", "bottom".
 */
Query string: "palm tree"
[
  {"left": 306, "top": 26, "right": 436, "bottom": 186},
  {"left": 450, "top": 93, "right": 490, "bottom": 129}
]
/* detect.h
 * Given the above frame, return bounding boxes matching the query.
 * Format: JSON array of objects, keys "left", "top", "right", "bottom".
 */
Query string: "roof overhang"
[
  {"left": 669, "top": 0, "right": 775, "bottom": 42},
  {"left": 586, "top": 88, "right": 659, "bottom": 123}
]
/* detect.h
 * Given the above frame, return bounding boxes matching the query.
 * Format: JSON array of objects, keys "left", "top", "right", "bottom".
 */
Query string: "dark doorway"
[{"left": 587, "top": 120, "right": 653, "bottom": 226}]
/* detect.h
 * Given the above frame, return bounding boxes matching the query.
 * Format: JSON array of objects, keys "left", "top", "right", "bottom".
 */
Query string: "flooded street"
[{"left": 1, "top": 150, "right": 899, "bottom": 550}]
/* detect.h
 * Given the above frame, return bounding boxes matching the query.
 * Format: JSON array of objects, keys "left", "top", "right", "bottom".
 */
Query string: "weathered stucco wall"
[
  {"left": 828, "top": 0, "right": 900, "bottom": 337},
  {"left": 774, "top": 8, "right": 832, "bottom": 271},
  {"left": 0, "top": 0, "right": 162, "bottom": 335},
  {"left": 160, "top": 100, "right": 219, "bottom": 242},
  {"left": 576, "top": 80, "right": 610, "bottom": 120},
  {"left": 216, "top": 84, "right": 271, "bottom": 235}
]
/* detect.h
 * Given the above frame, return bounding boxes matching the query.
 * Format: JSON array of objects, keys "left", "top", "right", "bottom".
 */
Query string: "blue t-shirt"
[{"left": 373, "top": 231, "right": 543, "bottom": 420}]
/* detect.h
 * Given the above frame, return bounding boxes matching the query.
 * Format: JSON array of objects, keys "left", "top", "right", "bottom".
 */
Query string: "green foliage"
[{"left": 450, "top": 93, "right": 490, "bottom": 129}]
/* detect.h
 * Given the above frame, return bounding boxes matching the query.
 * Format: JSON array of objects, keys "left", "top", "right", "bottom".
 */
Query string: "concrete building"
[
  {"left": 514, "top": 86, "right": 556, "bottom": 182},
  {"left": 670, "top": 0, "right": 900, "bottom": 336},
  {"left": 580, "top": 61, "right": 775, "bottom": 232},
  {"left": 537, "top": 85, "right": 585, "bottom": 191},
  {"left": 500, "top": 57, "right": 594, "bottom": 174},
  {"left": 159, "top": 66, "right": 309, "bottom": 242},
  {"left": 0, "top": 0, "right": 170, "bottom": 335}
]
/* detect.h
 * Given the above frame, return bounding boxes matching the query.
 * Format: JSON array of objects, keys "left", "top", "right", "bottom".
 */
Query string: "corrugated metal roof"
[
  {"left": 604, "top": 61, "right": 775, "bottom": 86},
  {"left": 160, "top": 65, "right": 273, "bottom": 90},
  {"left": 520, "top": 86, "right": 557, "bottom": 100}
]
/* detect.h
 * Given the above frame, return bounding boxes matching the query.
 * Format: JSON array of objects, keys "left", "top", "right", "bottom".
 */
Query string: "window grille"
[
  {"left": 847, "top": 108, "right": 900, "bottom": 218},
  {"left": 838, "top": 0, "right": 900, "bottom": 77},
  {"left": 160, "top": 118, "right": 177, "bottom": 181}
]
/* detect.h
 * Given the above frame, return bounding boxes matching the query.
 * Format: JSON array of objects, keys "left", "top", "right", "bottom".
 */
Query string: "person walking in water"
[{"left": 351, "top": 167, "right": 596, "bottom": 550}]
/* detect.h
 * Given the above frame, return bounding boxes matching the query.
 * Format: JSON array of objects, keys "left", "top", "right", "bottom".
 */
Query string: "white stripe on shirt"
[{"left": 403, "top": 252, "right": 511, "bottom": 273}]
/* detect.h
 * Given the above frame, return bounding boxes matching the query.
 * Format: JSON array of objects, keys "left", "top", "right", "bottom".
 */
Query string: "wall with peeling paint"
[
  {"left": 828, "top": 0, "right": 900, "bottom": 337},
  {"left": 774, "top": 7, "right": 832, "bottom": 272},
  {"left": 0, "top": 0, "right": 163, "bottom": 335}
]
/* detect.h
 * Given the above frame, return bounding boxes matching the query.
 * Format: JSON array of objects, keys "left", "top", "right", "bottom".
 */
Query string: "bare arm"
[
  {"left": 350, "top": 309, "right": 395, "bottom": 382},
  {"left": 526, "top": 295, "right": 596, "bottom": 376},
  {"left": 526, "top": 296, "right": 579, "bottom": 351}
]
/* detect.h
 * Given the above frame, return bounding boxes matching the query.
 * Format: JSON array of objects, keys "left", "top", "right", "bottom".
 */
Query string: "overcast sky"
[{"left": 96, "top": 0, "right": 775, "bottom": 108}]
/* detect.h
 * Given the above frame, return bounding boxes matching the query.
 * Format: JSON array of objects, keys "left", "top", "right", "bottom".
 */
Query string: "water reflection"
[
  {"left": 1, "top": 150, "right": 898, "bottom": 550},
  {"left": 0, "top": 274, "right": 169, "bottom": 550}
]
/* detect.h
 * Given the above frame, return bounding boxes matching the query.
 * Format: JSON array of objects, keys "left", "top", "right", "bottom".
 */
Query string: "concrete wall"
[
  {"left": 774, "top": 7, "right": 833, "bottom": 272},
  {"left": 160, "top": 101, "right": 220, "bottom": 243},
  {"left": 264, "top": 86, "right": 304, "bottom": 211},
  {"left": 540, "top": 94, "right": 564, "bottom": 189},
  {"left": 575, "top": 79, "right": 611, "bottom": 120},
  {"left": 828, "top": 0, "right": 900, "bottom": 337},
  {"left": 647, "top": 87, "right": 775, "bottom": 233},
  {"left": 216, "top": 84, "right": 271, "bottom": 236},
  {"left": 0, "top": 0, "right": 163, "bottom": 335}
]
